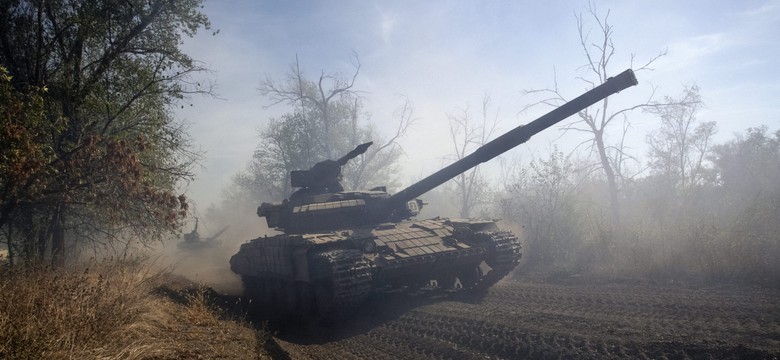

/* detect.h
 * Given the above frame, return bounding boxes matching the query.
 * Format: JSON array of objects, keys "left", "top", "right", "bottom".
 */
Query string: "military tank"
[
  {"left": 179, "top": 217, "right": 229, "bottom": 250},
  {"left": 231, "top": 69, "right": 638, "bottom": 319}
]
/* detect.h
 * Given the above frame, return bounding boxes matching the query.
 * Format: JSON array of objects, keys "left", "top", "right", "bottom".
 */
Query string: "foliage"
[
  {"left": 0, "top": 67, "right": 51, "bottom": 219},
  {"left": 0, "top": 0, "right": 211, "bottom": 264},
  {"left": 236, "top": 57, "right": 413, "bottom": 201},
  {"left": 522, "top": 4, "right": 673, "bottom": 228},
  {"left": 500, "top": 123, "right": 779, "bottom": 285},
  {"left": 501, "top": 147, "right": 585, "bottom": 270},
  {"left": 711, "top": 126, "right": 780, "bottom": 203},
  {"left": 646, "top": 85, "right": 716, "bottom": 191}
]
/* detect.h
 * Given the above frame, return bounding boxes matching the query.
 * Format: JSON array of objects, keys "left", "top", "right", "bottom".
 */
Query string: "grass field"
[{"left": 0, "top": 259, "right": 267, "bottom": 360}]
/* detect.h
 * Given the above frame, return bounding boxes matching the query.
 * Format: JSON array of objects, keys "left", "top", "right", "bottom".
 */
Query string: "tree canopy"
[
  {"left": 646, "top": 85, "right": 715, "bottom": 191},
  {"left": 234, "top": 57, "right": 414, "bottom": 202},
  {"left": 0, "top": 0, "right": 211, "bottom": 264}
]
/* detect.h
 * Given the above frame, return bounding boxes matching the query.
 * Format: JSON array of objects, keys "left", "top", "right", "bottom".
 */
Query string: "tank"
[
  {"left": 230, "top": 69, "right": 638, "bottom": 319},
  {"left": 179, "top": 217, "right": 229, "bottom": 250}
]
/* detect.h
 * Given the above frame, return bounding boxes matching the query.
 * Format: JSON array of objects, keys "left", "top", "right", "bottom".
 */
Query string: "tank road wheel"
[
  {"left": 456, "top": 264, "right": 484, "bottom": 289},
  {"left": 437, "top": 266, "right": 481, "bottom": 291},
  {"left": 475, "top": 231, "right": 522, "bottom": 288},
  {"left": 435, "top": 272, "right": 459, "bottom": 290},
  {"left": 309, "top": 249, "right": 373, "bottom": 321}
]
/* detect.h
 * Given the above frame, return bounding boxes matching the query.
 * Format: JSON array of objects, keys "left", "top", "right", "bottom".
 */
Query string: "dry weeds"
[{"left": 0, "top": 259, "right": 269, "bottom": 359}]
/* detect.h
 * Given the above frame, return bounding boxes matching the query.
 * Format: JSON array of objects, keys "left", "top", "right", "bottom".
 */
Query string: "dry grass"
[{"left": 0, "top": 258, "right": 269, "bottom": 359}]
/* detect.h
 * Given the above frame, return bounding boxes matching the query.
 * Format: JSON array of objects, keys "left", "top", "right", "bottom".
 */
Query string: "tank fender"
[
  {"left": 298, "top": 232, "right": 357, "bottom": 281},
  {"left": 446, "top": 218, "right": 500, "bottom": 233}
]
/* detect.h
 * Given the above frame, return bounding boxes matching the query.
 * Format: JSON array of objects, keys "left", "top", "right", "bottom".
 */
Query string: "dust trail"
[{"left": 157, "top": 215, "right": 276, "bottom": 294}]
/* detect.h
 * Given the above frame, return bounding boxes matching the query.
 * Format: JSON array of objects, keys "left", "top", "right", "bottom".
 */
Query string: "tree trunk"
[
  {"left": 594, "top": 132, "right": 621, "bottom": 228},
  {"left": 51, "top": 205, "right": 65, "bottom": 266},
  {"left": 20, "top": 210, "right": 40, "bottom": 265},
  {"left": 37, "top": 223, "right": 48, "bottom": 260}
]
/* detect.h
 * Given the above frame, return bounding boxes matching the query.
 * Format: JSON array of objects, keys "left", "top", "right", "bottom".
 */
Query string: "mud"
[{"left": 268, "top": 279, "right": 780, "bottom": 359}]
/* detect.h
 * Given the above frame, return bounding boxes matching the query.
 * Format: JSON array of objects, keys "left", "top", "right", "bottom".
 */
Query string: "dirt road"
[{"left": 270, "top": 279, "right": 779, "bottom": 359}]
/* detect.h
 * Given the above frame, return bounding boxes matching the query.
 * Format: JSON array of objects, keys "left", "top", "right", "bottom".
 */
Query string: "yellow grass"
[{"left": 0, "top": 259, "right": 268, "bottom": 359}]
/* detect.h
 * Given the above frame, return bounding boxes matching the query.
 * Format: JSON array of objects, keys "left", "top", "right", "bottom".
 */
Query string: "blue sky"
[{"left": 176, "top": 0, "right": 780, "bottom": 207}]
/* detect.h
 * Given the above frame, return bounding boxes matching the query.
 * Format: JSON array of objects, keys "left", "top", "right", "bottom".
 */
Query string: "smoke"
[
  {"left": 156, "top": 238, "right": 244, "bottom": 294},
  {"left": 154, "top": 202, "right": 277, "bottom": 295}
]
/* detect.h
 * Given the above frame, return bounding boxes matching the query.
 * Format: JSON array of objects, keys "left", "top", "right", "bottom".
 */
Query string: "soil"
[{"left": 260, "top": 279, "right": 780, "bottom": 359}]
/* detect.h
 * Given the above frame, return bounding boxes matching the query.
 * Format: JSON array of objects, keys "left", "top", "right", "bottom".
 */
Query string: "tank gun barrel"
[
  {"left": 384, "top": 69, "right": 638, "bottom": 212},
  {"left": 338, "top": 141, "right": 373, "bottom": 165}
]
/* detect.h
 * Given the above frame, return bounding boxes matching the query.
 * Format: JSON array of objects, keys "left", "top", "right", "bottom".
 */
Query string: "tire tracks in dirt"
[{"left": 273, "top": 280, "right": 780, "bottom": 359}]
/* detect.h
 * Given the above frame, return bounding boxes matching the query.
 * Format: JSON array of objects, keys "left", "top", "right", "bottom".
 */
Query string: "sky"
[{"left": 175, "top": 0, "right": 780, "bottom": 208}]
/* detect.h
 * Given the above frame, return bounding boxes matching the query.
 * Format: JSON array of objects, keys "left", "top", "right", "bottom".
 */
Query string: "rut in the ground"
[{"left": 271, "top": 281, "right": 780, "bottom": 360}]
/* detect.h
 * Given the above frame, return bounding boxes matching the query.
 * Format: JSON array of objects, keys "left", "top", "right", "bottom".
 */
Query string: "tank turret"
[
  {"left": 289, "top": 141, "right": 373, "bottom": 197},
  {"left": 179, "top": 217, "right": 230, "bottom": 250},
  {"left": 232, "top": 69, "right": 639, "bottom": 321},
  {"left": 257, "top": 69, "right": 637, "bottom": 233}
]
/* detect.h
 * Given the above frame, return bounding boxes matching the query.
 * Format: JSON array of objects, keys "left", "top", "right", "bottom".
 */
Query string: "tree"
[
  {"left": 711, "top": 127, "right": 780, "bottom": 280},
  {"left": 342, "top": 95, "right": 416, "bottom": 190},
  {"left": 237, "top": 57, "right": 414, "bottom": 201},
  {"left": 0, "top": 66, "right": 48, "bottom": 264},
  {"left": 500, "top": 147, "right": 582, "bottom": 268},
  {"left": 446, "top": 94, "right": 499, "bottom": 217},
  {"left": 712, "top": 126, "right": 780, "bottom": 202},
  {"left": 646, "top": 85, "right": 715, "bottom": 191},
  {"left": 523, "top": 4, "right": 674, "bottom": 228},
  {"left": 0, "top": 0, "right": 210, "bottom": 264}
]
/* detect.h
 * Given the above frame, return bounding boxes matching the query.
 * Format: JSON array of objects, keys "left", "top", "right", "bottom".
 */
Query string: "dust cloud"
[{"left": 155, "top": 208, "right": 276, "bottom": 295}]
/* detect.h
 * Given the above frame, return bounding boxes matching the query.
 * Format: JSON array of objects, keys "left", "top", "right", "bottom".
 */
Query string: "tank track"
[
  {"left": 476, "top": 230, "right": 522, "bottom": 288},
  {"left": 311, "top": 249, "right": 373, "bottom": 317},
  {"left": 241, "top": 275, "right": 298, "bottom": 317}
]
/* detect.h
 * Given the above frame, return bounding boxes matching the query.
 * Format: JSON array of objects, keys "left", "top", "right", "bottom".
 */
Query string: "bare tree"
[
  {"left": 447, "top": 94, "right": 499, "bottom": 217},
  {"left": 646, "top": 85, "right": 715, "bottom": 191},
  {"left": 523, "top": 4, "right": 675, "bottom": 227},
  {"left": 343, "top": 95, "right": 417, "bottom": 190},
  {"left": 238, "top": 56, "right": 415, "bottom": 201},
  {"left": 260, "top": 54, "right": 363, "bottom": 160}
]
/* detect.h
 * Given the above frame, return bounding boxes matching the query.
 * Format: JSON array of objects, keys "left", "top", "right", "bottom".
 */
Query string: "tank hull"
[{"left": 230, "top": 218, "right": 521, "bottom": 318}]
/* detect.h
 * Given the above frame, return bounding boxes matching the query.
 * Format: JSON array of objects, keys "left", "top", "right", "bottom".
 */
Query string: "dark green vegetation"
[{"left": 0, "top": 0, "right": 210, "bottom": 265}]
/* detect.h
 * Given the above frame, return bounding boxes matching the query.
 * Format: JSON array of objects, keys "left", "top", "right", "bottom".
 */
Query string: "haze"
[{"left": 174, "top": 0, "right": 779, "bottom": 208}]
